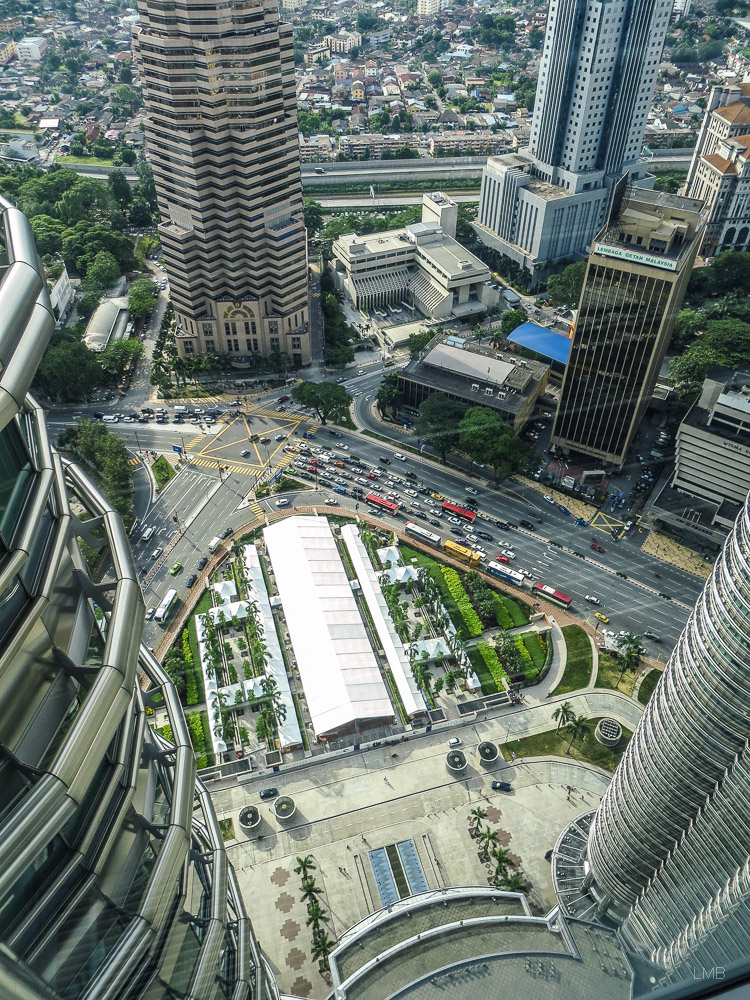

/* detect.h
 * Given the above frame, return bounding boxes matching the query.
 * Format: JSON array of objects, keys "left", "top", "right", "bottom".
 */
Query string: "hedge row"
[
  {"left": 186, "top": 710, "right": 212, "bottom": 768},
  {"left": 495, "top": 597, "right": 513, "bottom": 630},
  {"left": 183, "top": 629, "right": 199, "bottom": 706},
  {"left": 501, "top": 595, "right": 530, "bottom": 627},
  {"left": 441, "top": 567, "right": 483, "bottom": 637},
  {"left": 476, "top": 641, "right": 510, "bottom": 689},
  {"left": 521, "top": 631, "right": 547, "bottom": 668}
]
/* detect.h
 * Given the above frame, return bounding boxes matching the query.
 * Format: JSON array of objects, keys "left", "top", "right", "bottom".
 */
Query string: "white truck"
[{"left": 208, "top": 536, "right": 221, "bottom": 554}]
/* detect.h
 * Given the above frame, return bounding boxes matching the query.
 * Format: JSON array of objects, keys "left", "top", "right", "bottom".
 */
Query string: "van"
[
  {"left": 334, "top": 485, "right": 346, "bottom": 495},
  {"left": 208, "top": 536, "right": 221, "bottom": 554},
  {"left": 141, "top": 526, "right": 155, "bottom": 543},
  {"left": 174, "top": 405, "right": 188, "bottom": 414},
  {"left": 102, "top": 414, "right": 118, "bottom": 423}
]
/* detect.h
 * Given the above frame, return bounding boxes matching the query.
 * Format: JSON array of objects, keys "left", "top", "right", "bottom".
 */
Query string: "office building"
[
  {"left": 0, "top": 196, "right": 267, "bottom": 997},
  {"left": 134, "top": 0, "right": 310, "bottom": 367},
  {"left": 473, "top": 0, "right": 672, "bottom": 276},
  {"left": 684, "top": 83, "right": 750, "bottom": 255},
  {"left": 397, "top": 333, "right": 549, "bottom": 431},
  {"left": 15, "top": 35, "right": 47, "bottom": 61},
  {"left": 551, "top": 185, "right": 705, "bottom": 466}
]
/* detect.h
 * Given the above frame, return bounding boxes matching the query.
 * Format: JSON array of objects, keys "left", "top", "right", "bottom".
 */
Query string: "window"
[
  {"left": 205, "top": 340, "right": 215, "bottom": 352},
  {"left": 244, "top": 322, "right": 250, "bottom": 335},
  {"left": 270, "top": 338, "right": 280, "bottom": 351},
  {"left": 224, "top": 323, "right": 231, "bottom": 336},
  {"left": 291, "top": 337, "right": 301, "bottom": 350},
  {"left": 202, "top": 324, "right": 213, "bottom": 337},
  {"left": 251, "top": 321, "right": 257, "bottom": 335},
  {"left": 268, "top": 321, "right": 278, "bottom": 335}
]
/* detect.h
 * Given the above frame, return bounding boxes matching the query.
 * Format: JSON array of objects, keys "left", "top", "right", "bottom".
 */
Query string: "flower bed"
[{"left": 441, "top": 566, "right": 483, "bottom": 637}]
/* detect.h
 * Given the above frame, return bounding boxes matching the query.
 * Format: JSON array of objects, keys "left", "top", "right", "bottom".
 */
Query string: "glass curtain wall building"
[{"left": 0, "top": 196, "right": 274, "bottom": 999}]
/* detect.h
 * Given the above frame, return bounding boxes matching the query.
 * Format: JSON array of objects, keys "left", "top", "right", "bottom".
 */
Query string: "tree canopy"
[
  {"left": 291, "top": 381, "right": 352, "bottom": 424},
  {"left": 546, "top": 261, "right": 586, "bottom": 307},
  {"left": 415, "top": 392, "right": 467, "bottom": 462},
  {"left": 458, "top": 407, "right": 536, "bottom": 481},
  {"left": 500, "top": 308, "right": 527, "bottom": 337},
  {"left": 128, "top": 278, "right": 158, "bottom": 319}
]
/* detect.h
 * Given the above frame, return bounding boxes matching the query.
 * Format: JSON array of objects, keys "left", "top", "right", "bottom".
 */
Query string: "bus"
[
  {"left": 365, "top": 493, "right": 399, "bottom": 515},
  {"left": 154, "top": 589, "right": 179, "bottom": 624},
  {"left": 441, "top": 500, "right": 477, "bottom": 523},
  {"left": 532, "top": 582, "right": 572, "bottom": 608},
  {"left": 488, "top": 564, "right": 525, "bottom": 587},
  {"left": 443, "top": 539, "right": 481, "bottom": 566},
  {"left": 405, "top": 521, "right": 441, "bottom": 546}
]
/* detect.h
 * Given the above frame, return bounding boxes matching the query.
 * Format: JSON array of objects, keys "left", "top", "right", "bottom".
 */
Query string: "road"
[{"left": 319, "top": 193, "right": 480, "bottom": 209}]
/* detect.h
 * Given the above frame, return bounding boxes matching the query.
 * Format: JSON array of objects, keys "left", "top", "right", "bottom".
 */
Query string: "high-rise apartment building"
[
  {"left": 551, "top": 185, "right": 705, "bottom": 466},
  {"left": 474, "top": 0, "right": 672, "bottom": 276},
  {"left": 0, "top": 196, "right": 269, "bottom": 998},
  {"left": 684, "top": 83, "right": 750, "bottom": 256},
  {"left": 134, "top": 0, "right": 310, "bottom": 367}
]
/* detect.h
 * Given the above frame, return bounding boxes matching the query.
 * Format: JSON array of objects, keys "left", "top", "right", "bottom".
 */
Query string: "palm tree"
[
  {"left": 479, "top": 827, "right": 499, "bottom": 861},
  {"left": 469, "top": 806, "right": 487, "bottom": 837},
  {"left": 305, "top": 901, "right": 330, "bottom": 932},
  {"left": 300, "top": 878, "right": 323, "bottom": 907},
  {"left": 553, "top": 701, "right": 574, "bottom": 734},
  {"left": 294, "top": 855, "right": 316, "bottom": 879},
  {"left": 501, "top": 872, "right": 527, "bottom": 892},
  {"left": 565, "top": 714, "right": 588, "bottom": 754},
  {"left": 311, "top": 931, "right": 336, "bottom": 969}
]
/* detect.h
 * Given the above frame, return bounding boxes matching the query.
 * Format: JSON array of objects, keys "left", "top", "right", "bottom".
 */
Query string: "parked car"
[
  {"left": 240, "top": 449, "right": 250, "bottom": 457},
  {"left": 448, "top": 737, "right": 462, "bottom": 747},
  {"left": 197, "top": 557, "right": 207, "bottom": 570},
  {"left": 543, "top": 495, "right": 556, "bottom": 504},
  {"left": 491, "top": 781, "right": 512, "bottom": 792},
  {"left": 259, "top": 787, "right": 278, "bottom": 800},
  {"left": 275, "top": 498, "right": 290, "bottom": 507},
  {"left": 219, "top": 528, "right": 232, "bottom": 539},
  {"left": 185, "top": 574, "right": 197, "bottom": 588}
]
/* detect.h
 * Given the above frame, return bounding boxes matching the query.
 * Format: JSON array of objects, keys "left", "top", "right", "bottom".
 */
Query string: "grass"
[
  {"left": 638, "top": 667, "right": 663, "bottom": 705},
  {"left": 185, "top": 589, "right": 215, "bottom": 699},
  {"left": 57, "top": 154, "right": 120, "bottom": 166},
  {"left": 551, "top": 625, "right": 593, "bottom": 695},
  {"left": 218, "top": 818, "right": 236, "bottom": 842},
  {"left": 467, "top": 645, "right": 498, "bottom": 695},
  {"left": 498, "top": 593, "right": 530, "bottom": 626},
  {"left": 596, "top": 651, "right": 639, "bottom": 697},
  {"left": 503, "top": 717, "right": 632, "bottom": 772},
  {"left": 152, "top": 455, "right": 176, "bottom": 490},
  {"left": 332, "top": 410, "right": 357, "bottom": 430}
]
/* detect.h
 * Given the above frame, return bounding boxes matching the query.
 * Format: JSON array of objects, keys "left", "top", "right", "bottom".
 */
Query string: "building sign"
[{"left": 594, "top": 243, "right": 678, "bottom": 271}]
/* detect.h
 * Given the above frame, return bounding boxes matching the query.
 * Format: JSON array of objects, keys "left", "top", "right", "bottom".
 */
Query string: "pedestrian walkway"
[
  {"left": 641, "top": 530, "right": 713, "bottom": 579},
  {"left": 248, "top": 501, "right": 264, "bottom": 518},
  {"left": 128, "top": 455, "right": 142, "bottom": 466},
  {"left": 523, "top": 479, "right": 598, "bottom": 522}
]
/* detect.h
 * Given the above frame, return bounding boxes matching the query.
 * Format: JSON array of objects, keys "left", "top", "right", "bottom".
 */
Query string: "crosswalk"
[
  {"left": 249, "top": 502, "right": 264, "bottom": 518},
  {"left": 128, "top": 456, "right": 142, "bottom": 467},
  {"left": 189, "top": 457, "right": 261, "bottom": 477}
]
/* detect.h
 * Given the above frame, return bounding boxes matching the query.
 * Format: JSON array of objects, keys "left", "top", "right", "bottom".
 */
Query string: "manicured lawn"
[
  {"left": 401, "top": 544, "right": 468, "bottom": 637},
  {"left": 497, "top": 593, "right": 530, "bottom": 626},
  {"left": 596, "top": 651, "right": 639, "bottom": 697},
  {"left": 57, "top": 154, "right": 119, "bottom": 166},
  {"left": 502, "top": 717, "right": 632, "bottom": 772},
  {"left": 551, "top": 625, "right": 593, "bottom": 694},
  {"left": 468, "top": 645, "right": 498, "bottom": 695},
  {"left": 152, "top": 455, "right": 175, "bottom": 490},
  {"left": 638, "top": 667, "right": 663, "bottom": 705}
]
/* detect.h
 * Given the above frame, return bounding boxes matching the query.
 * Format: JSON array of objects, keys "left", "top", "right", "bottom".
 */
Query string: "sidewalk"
[{"left": 641, "top": 530, "right": 713, "bottom": 579}]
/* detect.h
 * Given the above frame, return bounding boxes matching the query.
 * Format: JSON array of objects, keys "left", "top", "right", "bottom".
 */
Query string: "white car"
[
  {"left": 357, "top": 369, "right": 365, "bottom": 376},
  {"left": 585, "top": 595, "right": 601, "bottom": 605},
  {"left": 448, "top": 516, "right": 460, "bottom": 524},
  {"left": 448, "top": 737, "right": 463, "bottom": 747},
  {"left": 424, "top": 498, "right": 435, "bottom": 507},
  {"left": 394, "top": 452, "right": 406, "bottom": 461},
  {"left": 544, "top": 495, "right": 556, "bottom": 504},
  {"left": 325, "top": 497, "right": 338, "bottom": 505},
  {"left": 275, "top": 498, "right": 290, "bottom": 507},
  {"left": 467, "top": 533, "right": 479, "bottom": 542},
  {"left": 405, "top": 489, "right": 418, "bottom": 497},
  {"left": 501, "top": 549, "right": 516, "bottom": 560},
  {"left": 337, "top": 443, "right": 349, "bottom": 450},
  {"left": 465, "top": 486, "right": 478, "bottom": 495}
]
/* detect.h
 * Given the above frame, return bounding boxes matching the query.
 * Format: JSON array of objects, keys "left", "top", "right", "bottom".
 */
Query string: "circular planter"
[
  {"left": 446, "top": 749, "right": 467, "bottom": 775},
  {"left": 238, "top": 805, "right": 261, "bottom": 831},
  {"left": 274, "top": 795, "right": 297, "bottom": 823},
  {"left": 477, "top": 741, "right": 499, "bottom": 767},
  {"left": 595, "top": 718, "right": 623, "bottom": 747}
]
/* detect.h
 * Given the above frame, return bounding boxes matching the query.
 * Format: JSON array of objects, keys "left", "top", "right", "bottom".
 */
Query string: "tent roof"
[{"left": 508, "top": 321, "right": 572, "bottom": 364}]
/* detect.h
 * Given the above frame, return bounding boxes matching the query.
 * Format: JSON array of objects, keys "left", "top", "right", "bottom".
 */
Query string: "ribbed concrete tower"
[
  {"left": 0, "top": 195, "right": 272, "bottom": 998},
  {"left": 585, "top": 495, "right": 750, "bottom": 976},
  {"left": 134, "top": 0, "right": 310, "bottom": 367}
]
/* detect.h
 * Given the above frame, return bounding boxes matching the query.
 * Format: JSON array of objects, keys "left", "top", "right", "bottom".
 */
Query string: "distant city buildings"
[
  {"left": 15, "top": 36, "right": 47, "bottom": 62},
  {"left": 551, "top": 185, "right": 705, "bottom": 466},
  {"left": 684, "top": 83, "right": 750, "bottom": 255},
  {"left": 474, "top": 0, "right": 673, "bottom": 277},
  {"left": 134, "top": 0, "right": 310, "bottom": 367}
]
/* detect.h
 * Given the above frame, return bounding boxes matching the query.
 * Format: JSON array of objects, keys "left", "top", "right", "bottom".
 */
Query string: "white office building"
[
  {"left": 15, "top": 35, "right": 47, "bottom": 61},
  {"left": 474, "top": 0, "right": 672, "bottom": 277}
]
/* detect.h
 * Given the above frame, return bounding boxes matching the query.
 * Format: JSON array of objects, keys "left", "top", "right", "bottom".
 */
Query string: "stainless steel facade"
[
  {"left": 0, "top": 197, "right": 274, "bottom": 998},
  {"left": 587, "top": 492, "right": 750, "bottom": 975}
]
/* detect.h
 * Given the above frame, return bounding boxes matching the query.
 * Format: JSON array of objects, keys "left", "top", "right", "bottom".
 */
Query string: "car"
[
  {"left": 519, "top": 519, "right": 536, "bottom": 530},
  {"left": 219, "top": 528, "right": 232, "bottom": 539},
  {"left": 240, "top": 449, "right": 250, "bottom": 457},
  {"left": 325, "top": 497, "right": 339, "bottom": 505},
  {"left": 379, "top": 456, "right": 390, "bottom": 465},
  {"left": 501, "top": 549, "right": 516, "bottom": 560},
  {"left": 448, "top": 516, "right": 461, "bottom": 525},
  {"left": 394, "top": 452, "right": 406, "bottom": 461},
  {"left": 495, "top": 520, "right": 510, "bottom": 531},
  {"left": 337, "top": 443, "right": 349, "bottom": 451},
  {"left": 169, "top": 561, "right": 183, "bottom": 575},
  {"left": 465, "top": 486, "right": 478, "bottom": 495},
  {"left": 275, "top": 434, "right": 285, "bottom": 441},
  {"left": 643, "top": 630, "right": 661, "bottom": 641},
  {"left": 186, "top": 574, "right": 197, "bottom": 588},
  {"left": 414, "top": 511, "right": 427, "bottom": 520},
  {"left": 197, "top": 557, "right": 207, "bottom": 570},
  {"left": 278, "top": 395, "right": 290, "bottom": 403},
  {"left": 496, "top": 555, "right": 510, "bottom": 564},
  {"left": 259, "top": 787, "right": 278, "bottom": 800},
  {"left": 591, "top": 542, "right": 605, "bottom": 553},
  {"left": 448, "top": 737, "right": 462, "bottom": 747},
  {"left": 260, "top": 437, "right": 271, "bottom": 444},
  {"left": 594, "top": 612, "right": 610, "bottom": 624},
  {"left": 366, "top": 472, "right": 377, "bottom": 479},
  {"left": 544, "top": 495, "right": 556, "bottom": 504},
  {"left": 151, "top": 547, "right": 163, "bottom": 560},
  {"left": 557, "top": 504, "right": 570, "bottom": 515},
  {"left": 335, "top": 376, "right": 346, "bottom": 383},
  {"left": 356, "top": 369, "right": 365, "bottom": 376},
  {"left": 467, "top": 533, "right": 479, "bottom": 542},
  {"left": 476, "top": 531, "right": 493, "bottom": 541},
  {"left": 229, "top": 400, "right": 242, "bottom": 407},
  {"left": 145, "top": 607, "right": 156, "bottom": 621},
  {"left": 450, "top": 527, "right": 463, "bottom": 535},
  {"left": 585, "top": 595, "right": 601, "bottom": 605},
  {"left": 275, "top": 498, "right": 290, "bottom": 507},
  {"left": 491, "top": 781, "right": 512, "bottom": 792},
  {"left": 429, "top": 518, "right": 441, "bottom": 527},
  {"left": 464, "top": 498, "right": 479, "bottom": 509},
  {"left": 190, "top": 417, "right": 200, "bottom": 424}
]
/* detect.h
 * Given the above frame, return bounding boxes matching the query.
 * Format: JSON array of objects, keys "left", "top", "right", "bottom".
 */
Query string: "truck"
[
  {"left": 501, "top": 287, "right": 522, "bottom": 306},
  {"left": 208, "top": 536, "right": 222, "bottom": 554}
]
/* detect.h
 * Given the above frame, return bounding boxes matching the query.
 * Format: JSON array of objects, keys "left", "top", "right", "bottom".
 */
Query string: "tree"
[
  {"left": 415, "top": 392, "right": 467, "bottom": 463},
  {"left": 408, "top": 329, "right": 434, "bottom": 358},
  {"left": 501, "top": 872, "right": 527, "bottom": 892},
  {"left": 128, "top": 278, "right": 158, "bottom": 319},
  {"left": 98, "top": 339, "right": 145, "bottom": 383},
  {"left": 479, "top": 827, "right": 499, "bottom": 860},
  {"left": 120, "top": 65, "right": 133, "bottom": 84},
  {"left": 553, "top": 701, "right": 574, "bottom": 733},
  {"left": 494, "top": 633, "right": 523, "bottom": 674},
  {"left": 107, "top": 168, "right": 132, "bottom": 208},
  {"left": 565, "top": 714, "right": 588, "bottom": 754},
  {"left": 36, "top": 340, "right": 102, "bottom": 402},
  {"left": 291, "top": 381, "right": 352, "bottom": 424},
  {"left": 427, "top": 70, "right": 442, "bottom": 87},
  {"left": 528, "top": 26, "right": 544, "bottom": 48},
  {"left": 300, "top": 878, "right": 323, "bottom": 906},
  {"left": 303, "top": 198, "right": 324, "bottom": 236},
  {"left": 305, "top": 901, "right": 329, "bottom": 931},
  {"left": 615, "top": 632, "right": 642, "bottom": 686},
  {"left": 670, "top": 308, "right": 702, "bottom": 352},
  {"left": 84, "top": 250, "right": 121, "bottom": 291},
  {"left": 129, "top": 198, "right": 152, "bottom": 227},
  {"left": 115, "top": 84, "right": 141, "bottom": 107},
  {"left": 294, "top": 855, "right": 317, "bottom": 878},
  {"left": 500, "top": 308, "right": 527, "bottom": 337},
  {"left": 458, "top": 407, "right": 535, "bottom": 482},
  {"left": 546, "top": 261, "right": 586, "bottom": 308},
  {"left": 310, "top": 931, "right": 336, "bottom": 968},
  {"left": 469, "top": 805, "right": 487, "bottom": 836},
  {"left": 376, "top": 371, "right": 402, "bottom": 417},
  {"left": 31, "top": 214, "right": 66, "bottom": 255}
]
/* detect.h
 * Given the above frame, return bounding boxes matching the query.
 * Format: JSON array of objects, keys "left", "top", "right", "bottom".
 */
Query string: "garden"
[{"left": 551, "top": 625, "right": 593, "bottom": 694}]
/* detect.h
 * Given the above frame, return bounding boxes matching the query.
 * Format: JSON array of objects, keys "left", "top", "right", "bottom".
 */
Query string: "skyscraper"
[
  {"left": 551, "top": 185, "right": 704, "bottom": 466},
  {"left": 0, "top": 196, "right": 267, "bottom": 997},
  {"left": 134, "top": 0, "right": 310, "bottom": 367},
  {"left": 473, "top": 0, "right": 672, "bottom": 277}
]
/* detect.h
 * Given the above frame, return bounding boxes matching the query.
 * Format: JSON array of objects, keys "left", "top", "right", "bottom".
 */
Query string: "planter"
[
  {"left": 595, "top": 718, "right": 622, "bottom": 748},
  {"left": 446, "top": 749, "right": 467, "bottom": 775},
  {"left": 477, "top": 741, "right": 499, "bottom": 767},
  {"left": 274, "top": 795, "right": 296, "bottom": 823},
  {"left": 238, "top": 805, "right": 261, "bottom": 831}
]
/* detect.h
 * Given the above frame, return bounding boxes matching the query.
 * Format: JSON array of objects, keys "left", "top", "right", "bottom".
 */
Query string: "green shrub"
[
  {"left": 186, "top": 711, "right": 207, "bottom": 767},
  {"left": 494, "top": 597, "right": 514, "bottom": 630},
  {"left": 476, "top": 641, "right": 510, "bottom": 688},
  {"left": 441, "top": 566, "right": 483, "bottom": 637}
]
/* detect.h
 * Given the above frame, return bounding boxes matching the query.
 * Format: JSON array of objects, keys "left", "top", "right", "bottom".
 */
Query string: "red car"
[
  {"left": 310, "top": 459, "right": 321, "bottom": 466},
  {"left": 366, "top": 472, "right": 377, "bottom": 479},
  {"left": 591, "top": 542, "right": 605, "bottom": 553},
  {"left": 278, "top": 395, "right": 290, "bottom": 403},
  {"left": 306, "top": 465, "right": 316, "bottom": 473},
  {"left": 496, "top": 554, "right": 510, "bottom": 563}
]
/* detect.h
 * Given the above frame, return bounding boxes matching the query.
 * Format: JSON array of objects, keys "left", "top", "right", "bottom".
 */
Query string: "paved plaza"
[{"left": 211, "top": 723, "right": 612, "bottom": 998}]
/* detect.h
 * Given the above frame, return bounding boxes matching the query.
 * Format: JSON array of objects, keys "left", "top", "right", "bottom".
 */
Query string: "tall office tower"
[
  {"left": 473, "top": 0, "right": 672, "bottom": 278},
  {"left": 551, "top": 184, "right": 704, "bottom": 466},
  {"left": 0, "top": 196, "right": 270, "bottom": 997},
  {"left": 684, "top": 83, "right": 750, "bottom": 256},
  {"left": 583, "top": 492, "right": 750, "bottom": 979},
  {"left": 134, "top": 0, "right": 310, "bottom": 367}
]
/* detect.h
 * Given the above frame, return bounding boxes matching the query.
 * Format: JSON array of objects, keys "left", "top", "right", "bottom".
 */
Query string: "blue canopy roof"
[{"left": 507, "top": 321, "right": 572, "bottom": 364}]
